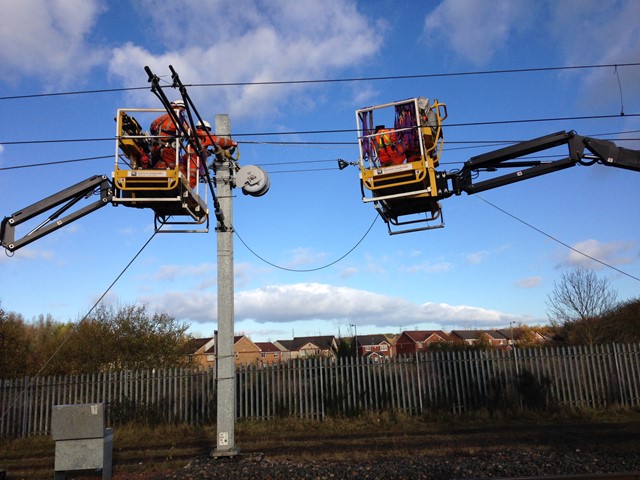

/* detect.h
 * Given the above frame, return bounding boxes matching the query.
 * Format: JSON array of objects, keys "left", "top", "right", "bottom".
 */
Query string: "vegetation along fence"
[{"left": 1, "top": 343, "right": 638, "bottom": 437}]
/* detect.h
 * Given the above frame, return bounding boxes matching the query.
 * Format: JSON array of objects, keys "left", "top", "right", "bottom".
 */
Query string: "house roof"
[
  {"left": 255, "top": 341, "right": 280, "bottom": 353},
  {"left": 184, "top": 337, "right": 214, "bottom": 354},
  {"left": 274, "top": 339, "right": 294, "bottom": 351},
  {"left": 288, "top": 335, "right": 336, "bottom": 351},
  {"left": 355, "top": 334, "right": 390, "bottom": 347},
  {"left": 451, "top": 330, "right": 509, "bottom": 341},
  {"left": 497, "top": 328, "right": 521, "bottom": 340},
  {"left": 400, "top": 330, "right": 452, "bottom": 343}
]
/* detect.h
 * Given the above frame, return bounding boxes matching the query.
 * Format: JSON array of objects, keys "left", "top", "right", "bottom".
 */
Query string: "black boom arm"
[
  {"left": 1, "top": 175, "right": 113, "bottom": 252},
  {"left": 445, "top": 130, "right": 640, "bottom": 197}
]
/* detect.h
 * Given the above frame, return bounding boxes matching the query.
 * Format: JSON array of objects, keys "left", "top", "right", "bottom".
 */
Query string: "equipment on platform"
[
  {"left": 350, "top": 97, "right": 640, "bottom": 235},
  {"left": 1, "top": 66, "right": 273, "bottom": 253}
]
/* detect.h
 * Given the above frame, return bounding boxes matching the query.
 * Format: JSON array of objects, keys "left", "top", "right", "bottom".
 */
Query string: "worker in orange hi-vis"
[
  {"left": 374, "top": 125, "right": 406, "bottom": 166},
  {"left": 180, "top": 120, "right": 238, "bottom": 188},
  {"left": 149, "top": 100, "right": 188, "bottom": 169}
]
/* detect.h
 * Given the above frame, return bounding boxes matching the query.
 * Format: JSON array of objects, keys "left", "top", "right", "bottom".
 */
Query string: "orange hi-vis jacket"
[
  {"left": 150, "top": 113, "right": 183, "bottom": 138},
  {"left": 150, "top": 113, "right": 187, "bottom": 169},
  {"left": 180, "top": 130, "right": 237, "bottom": 188},
  {"left": 376, "top": 129, "right": 406, "bottom": 166},
  {"left": 197, "top": 130, "right": 236, "bottom": 149}
]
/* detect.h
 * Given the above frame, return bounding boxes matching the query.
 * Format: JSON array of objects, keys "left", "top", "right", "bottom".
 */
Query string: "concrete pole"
[{"left": 212, "top": 114, "right": 238, "bottom": 457}]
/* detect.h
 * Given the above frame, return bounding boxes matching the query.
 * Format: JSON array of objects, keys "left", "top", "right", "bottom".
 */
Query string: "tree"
[
  {"left": 84, "top": 303, "right": 191, "bottom": 371},
  {"left": 597, "top": 297, "right": 640, "bottom": 344},
  {"left": 546, "top": 267, "right": 618, "bottom": 345},
  {"left": 0, "top": 304, "right": 30, "bottom": 378}
]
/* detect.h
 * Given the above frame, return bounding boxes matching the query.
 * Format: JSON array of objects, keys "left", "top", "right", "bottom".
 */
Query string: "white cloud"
[
  {"left": 465, "top": 250, "right": 489, "bottom": 265},
  {"left": 283, "top": 247, "right": 329, "bottom": 268},
  {"left": 140, "top": 282, "right": 533, "bottom": 329},
  {"left": 563, "top": 239, "right": 637, "bottom": 268},
  {"left": 0, "top": 246, "right": 54, "bottom": 263},
  {"left": 548, "top": 0, "right": 640, "bottom": 106},
  {"left": 515, "top": 276, "right": 542, "bottom": 289},
  {"left": 423, "top": 0, "right": 531, "bottom": 65},
  {"left": 150, "top": 263, "right": 215, "bottom": 282},
  {"left": 0, "top": 0, "right": 106, "bottom": 85},
  {"left": 403, "top": 260, "right": 452, "bottom": 274},
  {"left": 108, "top": 0, "right": 382, "bottom": 119}
]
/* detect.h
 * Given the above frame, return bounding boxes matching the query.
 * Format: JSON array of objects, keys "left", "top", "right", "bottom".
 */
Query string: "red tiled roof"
[
  {"left": 255, "top": 341, "right": 280, "bottom": 353},
  {"left": 402, "top": 330, "right": 451, "bottom": 343}
]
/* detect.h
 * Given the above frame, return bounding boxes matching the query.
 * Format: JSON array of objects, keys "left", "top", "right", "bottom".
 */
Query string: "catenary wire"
[
  {"left": 2, "top": 112, "right": 638, "bottom": 147},
  {"left": 476, "top": 195, "right": 640, "bottom": 283},
  {"left": 1, "top": 62, "right": 638, "bottom": 101},
  {"left": 0, "top": 155, "right": 112, "bottom": 171},
  {"left": 235, "top": 214, "right": 378, "bottom": 272},
  {"left": 2, "top": 129, "right": 637, "bottom": 172},
  {"left": 0, "top": 228, "right": 159, "bottom": 423}
]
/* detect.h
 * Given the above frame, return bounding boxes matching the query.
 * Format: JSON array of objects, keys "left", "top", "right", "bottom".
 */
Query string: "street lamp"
[
  {"left": 350, "top": 324, "right": 358, "bottom": 357},
  {"left": 509, "top": 321, "right": 519, "bottom": 375},
  {"left": 509, "top": 321, "right": 516, "bottom": 346}
]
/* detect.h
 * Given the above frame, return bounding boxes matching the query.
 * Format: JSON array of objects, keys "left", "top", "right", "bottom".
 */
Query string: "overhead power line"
[
  {"left": 1, "top": 62, "right": 638, "bottom": 101},
  {"left": 2, "top": 128, "right": 638, "bottom": 172},
  {"left": 2, "top": 113, "right": 638, "bottom": 147},
  {"left": 476, "top": 195, "right": 640, "bottom": 284}
]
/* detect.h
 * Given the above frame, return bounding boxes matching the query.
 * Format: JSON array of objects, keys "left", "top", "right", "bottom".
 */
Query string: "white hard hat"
[
  {"left": 196, "top": 120, "right": 211, "bottom": 131},
  {"left": 171, "top": 99, "right": 185, "bottom": 108}
]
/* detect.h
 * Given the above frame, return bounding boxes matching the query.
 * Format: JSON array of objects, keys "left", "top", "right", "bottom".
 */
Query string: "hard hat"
[
  {"left": 196, "top": 120, "right": 211, "bottom": 131},
  {"left": 171, "top": 100, "right": 185, "bottom": 108}
]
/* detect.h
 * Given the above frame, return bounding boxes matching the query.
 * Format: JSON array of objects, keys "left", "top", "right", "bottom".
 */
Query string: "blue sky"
[{"left": 1, "top": 0, "right": 639, "bottom": 343}]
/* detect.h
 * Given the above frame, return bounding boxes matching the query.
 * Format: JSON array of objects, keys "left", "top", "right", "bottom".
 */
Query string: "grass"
[{"left": 1, "top": 408, "right": 640, "bottom": 479}]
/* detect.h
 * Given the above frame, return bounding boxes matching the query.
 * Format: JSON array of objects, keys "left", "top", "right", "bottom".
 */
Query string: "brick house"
[
  {"left": 255, "top": 341, "right": 282, "bottom": 366},
  {"left": 450, "top": 330, "right": 510, "bottom": 348},
  {"left": 184, "top": 337, "right": 216, "bottom": 369},
  {"left": 497, "top": 327, "right": 550, "bottom": 347},
  {"left": 394, "top": 330, "right": 452, "bottom": 356},
  {"left": 355, "top": 334, "right": 393, "bottom": 358},
  {"left": 234, "top": 335, "right": 262, "bottom": 365},
  {"left": 274, "top": 336, "right": 337, "bottom": 360}
]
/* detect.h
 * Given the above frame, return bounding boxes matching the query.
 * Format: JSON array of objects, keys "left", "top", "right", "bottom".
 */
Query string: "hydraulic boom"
[{"left": 1, "top": 175, "right": 113, "bottom": 252}]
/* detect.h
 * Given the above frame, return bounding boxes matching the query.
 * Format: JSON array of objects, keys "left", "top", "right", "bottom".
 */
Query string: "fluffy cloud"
[
  {"left": 563, "top": 239, "right": 637, "bottom": 268},
  {"left": 108, "top": 0, "right": 382, "bottom": 118},
  {"left": 140, "top": 282, "right": 532, "bottom": 329},
  {"left": 423, "top": 0, "right": 531, "bottom": 65},
  {"left": 0, "top": 0, "right": 105, "bottom": 85}
]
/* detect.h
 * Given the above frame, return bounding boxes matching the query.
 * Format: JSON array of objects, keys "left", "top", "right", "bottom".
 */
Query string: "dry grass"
[{"left": 1, "top": 409, "right": 639, "bottom": 479}]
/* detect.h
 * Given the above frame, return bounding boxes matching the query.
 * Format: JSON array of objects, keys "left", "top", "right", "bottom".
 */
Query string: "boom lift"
[
  {"left": 349, "top": 97, "right": 640, "bottom": 234},
  {"left": 112, "top": 107, "right": 210, "bottom": 232},
  {"left": 1, "top": 66, "right": 263, "bottom": 253}
]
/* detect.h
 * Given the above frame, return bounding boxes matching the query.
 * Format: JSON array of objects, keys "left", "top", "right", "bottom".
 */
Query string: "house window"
[
  {"left": 274, "top": 353, "right": 279, "bottom": 358},
  {"left": 365, "top": 346, "right": 371, "bottom": 352},
  {"left": 417, "top": 342, "right": 423, "bottom": 349},
  {"left": 380, "top": 344, "right": 388, "bottom": 352},
  {"left": 261, "top": 353, "right": 266, "bottom": 358}
]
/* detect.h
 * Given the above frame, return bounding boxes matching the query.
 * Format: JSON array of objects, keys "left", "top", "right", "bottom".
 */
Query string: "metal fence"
[{"left": 1, "top": 343, "right": 638, "bottom": 437}]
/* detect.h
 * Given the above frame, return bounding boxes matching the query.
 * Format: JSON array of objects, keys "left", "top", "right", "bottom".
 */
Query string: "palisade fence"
[{"left": 1, "top": 343, "right": 638, "bottom": 438}]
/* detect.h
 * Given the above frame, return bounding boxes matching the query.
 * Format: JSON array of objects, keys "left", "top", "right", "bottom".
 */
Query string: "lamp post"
[
  {"left": 509, "top": 321, "right": 516, "bottom": 346},
  {"left": 350, "top": 324, "right": 358, "bottom": 357},
  {"left": 509, "top": 321, "right": 519, "bottom": 375}
]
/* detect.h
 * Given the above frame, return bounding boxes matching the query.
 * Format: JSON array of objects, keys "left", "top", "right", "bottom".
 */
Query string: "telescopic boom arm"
[
  {"left": 443, "top": 130, "right": 640, "bottom": 198},
  {"left": 1, "top": 175, "right": 113, "bottom": 252}
]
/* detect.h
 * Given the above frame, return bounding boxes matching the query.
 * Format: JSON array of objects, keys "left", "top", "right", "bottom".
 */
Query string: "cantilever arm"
[
  {"left": 446, "top": 130, "right": 640, "bottom": 197},
  {"left": 1, "top": 175, "right": 113, "bottom": 252}
]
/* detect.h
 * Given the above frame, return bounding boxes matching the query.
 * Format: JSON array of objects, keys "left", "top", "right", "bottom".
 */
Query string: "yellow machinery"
[
  {"left": 112, "top": 108, "right": 209, "bottom": 231},
  {"left": 356, "top": 97, "right": 447, "bottom": 234}
]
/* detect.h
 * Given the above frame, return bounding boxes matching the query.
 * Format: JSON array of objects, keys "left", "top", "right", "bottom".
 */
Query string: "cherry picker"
[
  {"left": 1, "top": 67, "right": 269, "bottom": 253},
  {"left": 347, "top": 97, "right": 640, "bottom": 234}
]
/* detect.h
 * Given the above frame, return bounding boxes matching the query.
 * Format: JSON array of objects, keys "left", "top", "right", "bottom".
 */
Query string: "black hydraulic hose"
[{"left": 168, "top": 65, "right": 225, "bottom": 227}]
